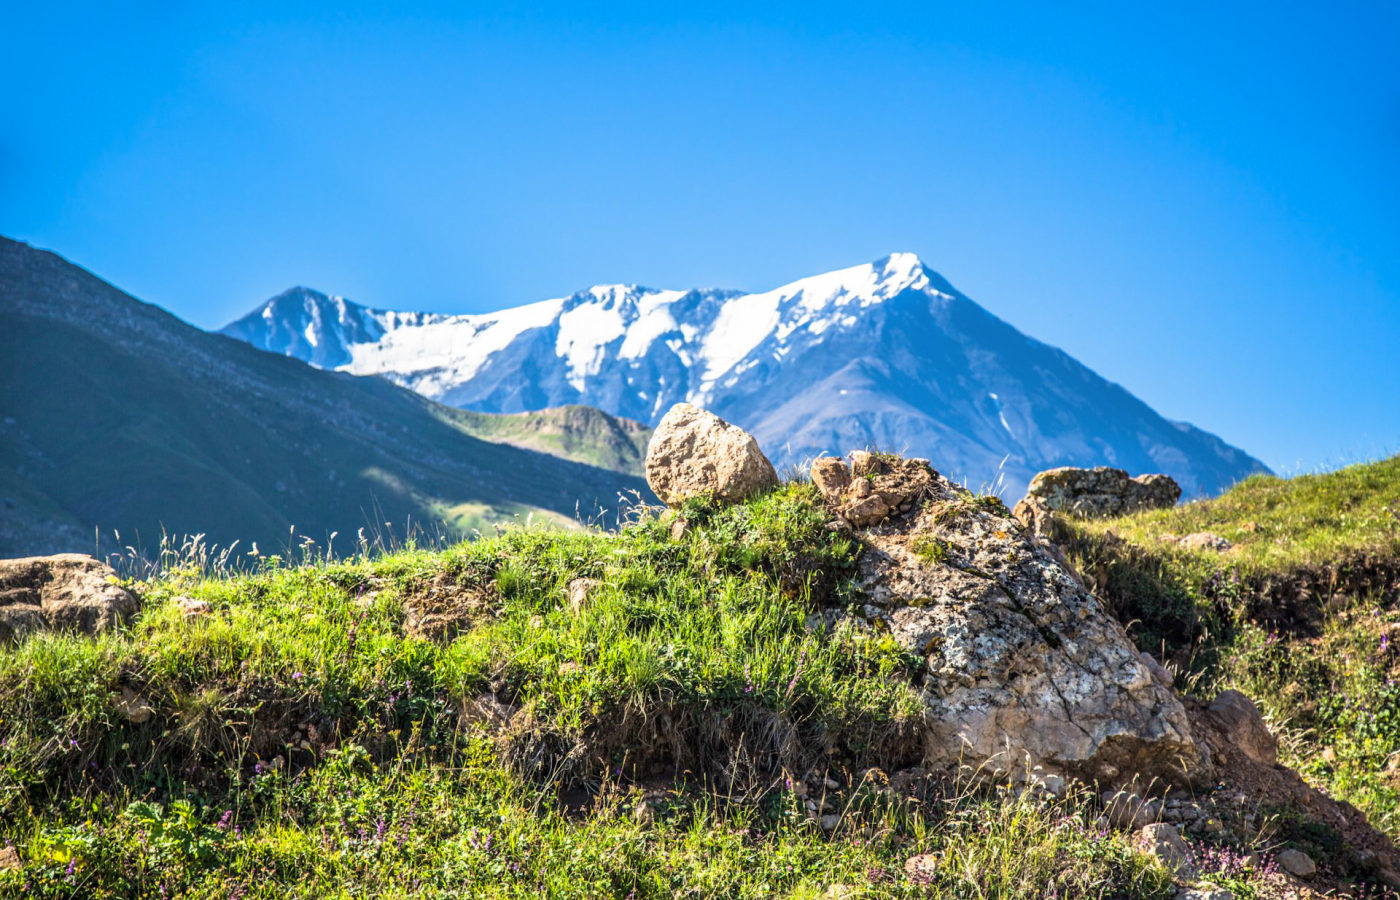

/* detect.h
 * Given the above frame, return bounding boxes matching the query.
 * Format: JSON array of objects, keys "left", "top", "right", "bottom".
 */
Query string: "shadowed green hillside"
[{"left": 0, "top": 238, "right": 650, "bottom": 558}]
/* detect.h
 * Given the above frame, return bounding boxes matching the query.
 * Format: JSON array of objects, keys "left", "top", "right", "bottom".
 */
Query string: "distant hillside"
[
  {"left": 438, "top": 404, "right": 650, "bottom": 476},
  {"left": 223, "top": 256, "right": 1271, "bottom": 499},
  {"left": 0, "top": 237, "right": 650, "bottom": 557}
]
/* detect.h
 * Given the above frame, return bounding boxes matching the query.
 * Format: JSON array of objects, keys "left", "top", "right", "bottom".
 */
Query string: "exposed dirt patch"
[
  {"left": 1185, "top": 696, "right": 1400, "bottom": 888},
  {"left": 479, "top": 695, "right": 924, "bottom": 796},
  {"left": 403, "top": 570, "right": 501, "bottom": 641},
  {"left": 1063, "top": 527, "right": 1400, "bottom": 654}
]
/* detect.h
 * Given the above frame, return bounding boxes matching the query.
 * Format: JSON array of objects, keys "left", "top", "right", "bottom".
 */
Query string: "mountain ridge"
[
  {"left": 0, "top": 237, "right": 650, "bottom": 557},
  {"left": 224, "top": 253, "right": 1270, "bottom": 499}
]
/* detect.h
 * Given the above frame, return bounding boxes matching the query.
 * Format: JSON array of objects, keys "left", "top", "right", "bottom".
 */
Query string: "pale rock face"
[
  {"left": 846, "top": 460, "right": 1205, "bottom": 783},
  {"left": 645, "top": 404, "right": 778, "bottom": 506},
  {"left": 1024, "top": 467, "right": 1182, "bottom": 518},
  {"left": 0, "top": 554, "right": 140, "bottom": 642}
]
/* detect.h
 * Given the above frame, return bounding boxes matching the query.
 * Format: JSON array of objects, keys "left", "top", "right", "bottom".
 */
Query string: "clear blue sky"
[{"left": 4, "top": 2, "right": 1398, "bottom": 474}]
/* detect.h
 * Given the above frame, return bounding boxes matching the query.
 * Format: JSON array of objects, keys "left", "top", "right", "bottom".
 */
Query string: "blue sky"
[{"left": 3, "top": 1, "right": 1398, "bottom": 474}]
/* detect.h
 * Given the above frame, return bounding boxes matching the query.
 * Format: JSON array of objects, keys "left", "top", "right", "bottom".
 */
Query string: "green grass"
[
  {"left": 1057, "top": 455, "right": 1400, "bottom": 850},
  {"left": 0, "top": 478, "right": 1354, "bottom": 897},
  {"left": 1075, "top": 455, "right": 1400, "bottom": 572}
]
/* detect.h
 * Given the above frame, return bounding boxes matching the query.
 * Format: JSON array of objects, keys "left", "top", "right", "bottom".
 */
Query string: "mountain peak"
[
  {"left": 875, "top": 251, "right": 930, "bottom": 278},
  {"left": 217, "top": 254, "right": 1267, "bottom": 500},
  {"left": 220, "top": 286, "right": 390, "bottom": 368}
]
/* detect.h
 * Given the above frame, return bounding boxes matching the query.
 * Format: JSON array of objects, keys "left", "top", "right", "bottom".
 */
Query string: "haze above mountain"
[{"left": 224, "top": 253, "right": 1269, "bottom": 499}]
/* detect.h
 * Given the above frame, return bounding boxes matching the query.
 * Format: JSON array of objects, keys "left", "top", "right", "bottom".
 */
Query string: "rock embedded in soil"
[
  {"left": 1205, "top": 691, "right": 1277, "bottom": 767},
  {"left": 1175, "top": 886, "right": 1233, "bottom": 900},
  {"left": 644, "top": 403, "right": 778, "bottom": 506},
  {"left": 1275, "top": 848, "right": 1316, "bottom": 879},
  {"left": 177, "top": 596, "right": 212, "bottom": 618},
  {"left": 1177, "top": 532, "right": 1233, "bottom": 552},
  {"left": 0, "top": 553, "right": 140, "bottom": 642},
  {"left": 113, "top": 686, "right": 155, "bottom": 724},
  {"left": 566, "top": 577, "right": 600, "bottom": 613},
  {"left": 1021, "top": 466, "right": 1182, "bottom": 518},
  {"left": 836, "top": 454, "right": 1205, "bottom": 784},
  {"left": 1135, "top": 822, "right": 1196, "bottom": 879}
]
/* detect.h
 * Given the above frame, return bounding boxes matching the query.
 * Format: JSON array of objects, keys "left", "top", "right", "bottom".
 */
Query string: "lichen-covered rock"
[
  {"left": 0, "top": 554, "right": 140, "bottom": 642},
  {"left": 1023, "top": 467, "right": 1182, "bottom": 518},
  {"left": 645, "top": 404, "right": 778, "bottom": 506},
  {"left": 850, "top": 462, "right": 1205, "bottom": 784},
  {"left": 810, "top": 453, "right": 934, "bottom": 527},
  {"left": 1177, "top": 532, "right": 1233, "bottom": 552}
]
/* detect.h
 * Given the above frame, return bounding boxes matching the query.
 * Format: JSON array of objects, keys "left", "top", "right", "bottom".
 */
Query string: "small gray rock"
[
  {"left": 1175, "top": 886, "right": 1233, "bottom": 900},
  {"left": 1275, "top": 848, "right": 1316, "bottom": 878},
  {"left": 1136, "top": 822, "right": 1196, "bottom": 878}
]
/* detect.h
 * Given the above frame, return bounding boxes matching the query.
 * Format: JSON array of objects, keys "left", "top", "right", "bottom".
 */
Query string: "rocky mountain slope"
[
  {"left": 0, "top": 237, "right": 649, "bottom": 557},
  {"left": 224, "top": 254, "right": 1269, "bottom": 499}
]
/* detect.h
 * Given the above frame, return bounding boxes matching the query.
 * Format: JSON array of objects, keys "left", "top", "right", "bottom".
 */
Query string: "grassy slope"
[
  {"left": 1075, "top": 456, "right": 1400, "bottom": 571},
  {"left": 0, "top": 486, "right": 1192, "bottom": 900},
  {"left": 437, "top": 405, "right": 651, "bottom": 476},
  {"left": 1060, "top": 456, "right": 1400, "bottom": 838},
  {"left": 2, "top": 484, "right": 1332, "bottom": 899},
  {"left": 0, "top": 238, "right": 650, "bottom": 558}
]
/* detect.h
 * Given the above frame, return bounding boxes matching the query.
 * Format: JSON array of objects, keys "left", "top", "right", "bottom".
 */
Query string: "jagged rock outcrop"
[
  {"left": 814, "top": 454, "right": 1205, "bottom": 784},
  {"left": 0, "top": 554, "right": 140, "bottom": 642},
  {"left": 645, "top": 403, "right": 778, "bottom": 506},
  {"left": 1020, "top": 466, "right": 1182, "bottom": 519},
  {"left": 811, "top": 451, "right": 935, "bottom": 527}
]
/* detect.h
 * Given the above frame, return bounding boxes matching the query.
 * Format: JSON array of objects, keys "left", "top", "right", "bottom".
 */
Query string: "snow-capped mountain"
[
  {"left": 220, "top": 286, "right": 443, "bottom": 369},
  {"left": 221, "top": 254, "right": 1270, "bottom": 498}
]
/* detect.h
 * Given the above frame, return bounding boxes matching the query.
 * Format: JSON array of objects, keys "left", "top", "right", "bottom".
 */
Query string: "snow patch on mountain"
[{"left": 220, "top": 253, "right": 1270, "bottom": 499}]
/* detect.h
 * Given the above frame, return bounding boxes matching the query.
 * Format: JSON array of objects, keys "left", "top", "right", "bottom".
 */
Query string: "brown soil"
[
  {"left": 403, "top": 570, "right": 500, "bottom": 641},
  {"left": 1186, "top": 697, "right": 1400, "bottom": 892}
]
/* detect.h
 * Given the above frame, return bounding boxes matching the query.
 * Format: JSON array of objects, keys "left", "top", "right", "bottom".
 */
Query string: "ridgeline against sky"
[{"left": 3, "top": 1, "right": 1398, "bottom": 473}]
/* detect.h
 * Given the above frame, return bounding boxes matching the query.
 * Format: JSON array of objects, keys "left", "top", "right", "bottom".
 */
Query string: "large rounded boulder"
[
  {"left": 0, "top": 554, "right": 140, "bottom": 642},
  {"left": 645, "top": 403, "right": 778, "bottom": 506}
]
